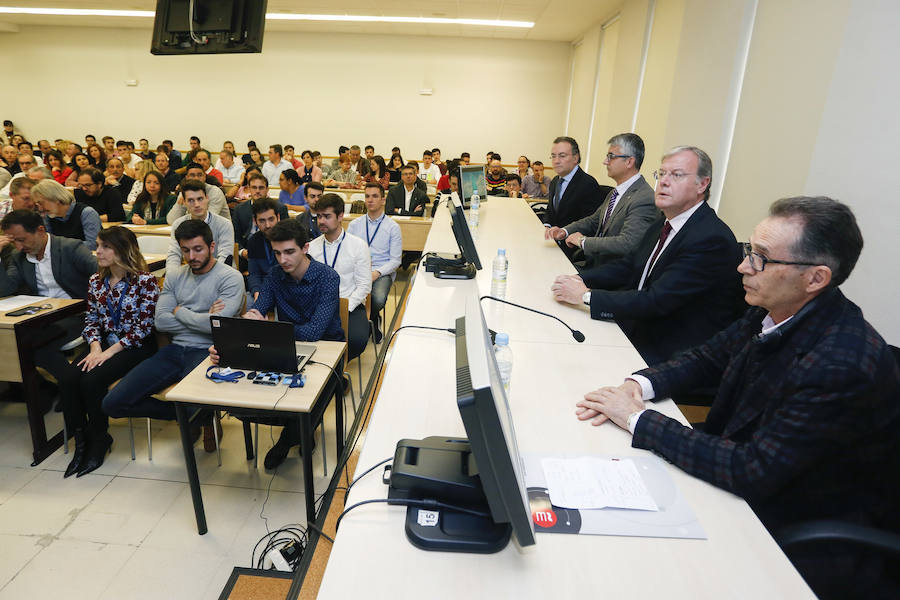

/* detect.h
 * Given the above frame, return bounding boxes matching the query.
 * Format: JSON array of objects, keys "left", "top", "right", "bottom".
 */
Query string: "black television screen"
[
  {"left": 447, "top": 194, "right": 482, "bottom": 271},
  {"left": 151, "top": 0, "right": 267, "bottom": 55},
  {"left": 455, "top": 295, "right": 536, "bottom": 548}
]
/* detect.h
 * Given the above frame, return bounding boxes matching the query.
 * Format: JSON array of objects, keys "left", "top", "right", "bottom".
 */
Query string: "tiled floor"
[{"left": 0, "top": 275, "right": 406, "bottom": 599}]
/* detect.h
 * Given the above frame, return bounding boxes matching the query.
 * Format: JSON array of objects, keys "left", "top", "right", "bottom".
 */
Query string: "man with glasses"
[
  {"left": 542, "top": 136, "right": 606, "bottom": 227},
  {"left": 576, "top": 197, "right": 898, "bottom": 599},
  {"left": 551, "top": 146, "right": 743, "bottom": 365},
  {"left": 74, "top": 167, "right": 127, "bottom": 222},
  {"left": 545, "top": 133, "right": 658, "bottom": 267}
]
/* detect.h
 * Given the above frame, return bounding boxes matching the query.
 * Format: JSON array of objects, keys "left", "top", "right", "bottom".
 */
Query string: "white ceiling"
[{"left": 0, "top": 0, "right": 622, "bottom": 42}]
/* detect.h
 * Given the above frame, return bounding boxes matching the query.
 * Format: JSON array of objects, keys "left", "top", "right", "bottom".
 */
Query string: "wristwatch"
[{"left": 582, "top": 291, "right": 591, "bottom": 306}]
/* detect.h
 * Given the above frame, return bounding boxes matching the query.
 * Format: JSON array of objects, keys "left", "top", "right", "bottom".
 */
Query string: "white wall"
[{"left": 0, "top": 25, "right": 571, "bottom": 163}]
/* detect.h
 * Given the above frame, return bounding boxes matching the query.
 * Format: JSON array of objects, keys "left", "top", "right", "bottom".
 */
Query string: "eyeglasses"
[
  {"left": 652, "top": 170, "right": 694, "bottom": 182},
  {"left": 605, "top": 153, "right": 631, "bottom": 161},
  {"left": 741, "top": 242, "right": 818, "bottom": 272}
]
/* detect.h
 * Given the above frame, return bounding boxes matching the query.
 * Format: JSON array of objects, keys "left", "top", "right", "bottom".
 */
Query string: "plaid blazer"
[{"left": 632, "top": 288, "right": 900, "bottom": 596}]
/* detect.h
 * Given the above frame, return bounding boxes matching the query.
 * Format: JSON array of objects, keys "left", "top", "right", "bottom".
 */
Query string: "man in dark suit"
[
  {"left": 295, "top": 182, "right": 325, "bottom": 241},
  {"left": 0, "top": 209, "right": 97, "bottom": 389},
  {"left": 577, "top": 197, "right": 900, "bottom": 599},
  {"left": 385, "top": 165, "right": 428, "bottom": 216},
  {"left": 542, "top": 136, "right": 606, "bottom": 228},
  {"left": 233, "top": 173, "right": 289, "bottom": 253},
  {"left": 546, "top": 133, "right": 659, "bottom": 267},
  {"left": 552, "top": 146, "right": 744, "bottom": 365}
]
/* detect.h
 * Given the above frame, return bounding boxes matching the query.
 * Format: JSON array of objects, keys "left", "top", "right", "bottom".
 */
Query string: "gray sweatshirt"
[
  {"left": 155, "top": 260, "right": 245, "bottom": 348},
  {"left": 166, "top": 212, "right": 235, "bottom": 271}
]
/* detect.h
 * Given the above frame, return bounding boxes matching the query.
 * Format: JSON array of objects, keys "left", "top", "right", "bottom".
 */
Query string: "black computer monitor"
[
  {"left": 424, "top": 194, "right": 482, "bottom": 279},
  {"left": 151, "top": 0, "right": 267, "bottom": 55},
  {"left": 387, "top": 295, "right": 536, "bottom": 552}
]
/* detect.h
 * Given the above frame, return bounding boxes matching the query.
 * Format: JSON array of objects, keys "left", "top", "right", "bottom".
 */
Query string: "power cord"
[
  {"left": 342, "top": 456, "right": 393, "bottom": 505},
  {"left": 335, "top": 498, "right": 490, "bottom": 532}
]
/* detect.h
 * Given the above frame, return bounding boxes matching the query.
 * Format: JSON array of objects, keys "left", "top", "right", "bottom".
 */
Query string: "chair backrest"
[
  {"left": 137, "top": 234, "right": 170, "bottom": 255},
  {"left": 349, "top": 193, "right": 365, "bottom": 203},
  {"left": 338, "top": 297, "right": 350, "bottom": 364}
]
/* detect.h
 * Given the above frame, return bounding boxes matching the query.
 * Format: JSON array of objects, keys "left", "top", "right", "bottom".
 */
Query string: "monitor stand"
[
  {"left": 387, "top": 436, "right": 511, "bottom": 553},
  {"left": 424, "top": 252, "right": 477, "bottom": 280}
]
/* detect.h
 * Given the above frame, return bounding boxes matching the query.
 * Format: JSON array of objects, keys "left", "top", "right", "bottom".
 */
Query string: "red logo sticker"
[{"left": 532, "top": 510, "right": 557, "bottom": 528}]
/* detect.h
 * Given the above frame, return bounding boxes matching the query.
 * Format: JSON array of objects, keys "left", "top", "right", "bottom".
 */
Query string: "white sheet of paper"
[
  {"left": 542, "top": 457, "right": 658, "bottom": 511},
  {"left": 0, "top": 295, "right": 47, "bottom": 312}
]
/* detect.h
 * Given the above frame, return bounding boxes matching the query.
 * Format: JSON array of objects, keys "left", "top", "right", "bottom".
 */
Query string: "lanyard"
[
  {"left": 104, "top": 276, "right": 130, "bottom": 331},
  {"left": 324, "top": 232, "right": 344, "bottom": 269},
  {"left": 365, "top": 215, "right": 384, "bottom": 246}
]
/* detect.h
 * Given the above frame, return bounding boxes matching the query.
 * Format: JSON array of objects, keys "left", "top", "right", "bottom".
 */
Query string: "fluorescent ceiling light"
[{"left": 0, "top": 7, "right": 534, "bottom": 28}]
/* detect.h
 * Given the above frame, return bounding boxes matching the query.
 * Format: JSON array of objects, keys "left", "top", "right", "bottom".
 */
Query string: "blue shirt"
[
  {"left": 555, "top": 164, "right": 579, "bottom": 208},
  {"left": 246, "top": 230, "right": 277, "bottom": 295},
  {"left": 252, "top": 258, "right": 344, "bottom": 342},
  {"left": 346, "top": 212, "right": 402, "bottom": 279},
  {"left": 279, "top": 187, "right": 307, "bottom": 208}
]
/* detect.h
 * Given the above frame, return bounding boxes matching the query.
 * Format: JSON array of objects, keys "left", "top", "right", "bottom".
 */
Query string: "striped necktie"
[{"left": 599, "top": 189, "right": 620, "bottom": 233}]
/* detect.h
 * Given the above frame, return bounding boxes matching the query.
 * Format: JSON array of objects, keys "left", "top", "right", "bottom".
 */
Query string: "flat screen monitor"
[
  {"left": 151, "top": 0, "right": 267, "bottom": 55},
  {"left": 455, "top": 295, "right": 536, "bottom": 548},
  {"left": 459, "top": 164, "right": 487, "bottom": 205},
  {"left": 447, "top": 194, "right": 482, "bottom": 271}
]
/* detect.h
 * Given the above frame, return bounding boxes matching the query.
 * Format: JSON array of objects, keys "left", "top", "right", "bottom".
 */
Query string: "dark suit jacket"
[
  {"left": 385, "top": 184, "right": 428, "bottom": 216},
  {"left": 632, "top": 289, "right": 900, "bottom": 598},
  {"left": 109, "top": 174, "right": 135, "bottom": 203},
  {"left": 295, "top": 210, "right": 323, "bottom": 241},
  {"left": 232, "top": 199, "right": 290, "bottom": 249},
  {"left": 566, "top": 175, "right": 660, "bottom": 266},
  {"left": 581, "top": 202, "right": 745, "bottom": 364},
  {"left": 0, "top": 234, "right": 97, "bottom": 298},
  {"left": 542, "top": 165, "right": 606, "bottom": 228}
]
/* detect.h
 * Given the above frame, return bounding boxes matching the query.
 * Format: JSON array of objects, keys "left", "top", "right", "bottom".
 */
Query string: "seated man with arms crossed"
[
  {"left": 246, "top": 197, "right": 282, "bottom": 301},
  {"left": 552, "top": 146, "right": 744, "bottom": 366},
  {"left": 385, "top": 164, "right": 428, "bottom": 216},
  {"left": 545, "top": 133, "right": 659, "bottom": 268},
  {"left": 213, "top": 219, "right": 344, "bottom": 469},
  {"left": 578, "top": 197, "right": 899, "bottom": 599},
  {"left": 347, "top": 183, "right": 401, "bottom": 344},
  {"left": 103, "top": 219, "right": 245, "bottom": 424},
  {"left": 167, "top": 179, "right": 234, "bottom": 271},
  {"left": 308, "top": 193, "right": 372, "bottom": 360}
]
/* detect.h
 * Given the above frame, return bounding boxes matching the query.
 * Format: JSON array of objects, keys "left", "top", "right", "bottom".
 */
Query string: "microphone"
[{"left": 479, "top": 295, "right": 585, "bottom": 343}]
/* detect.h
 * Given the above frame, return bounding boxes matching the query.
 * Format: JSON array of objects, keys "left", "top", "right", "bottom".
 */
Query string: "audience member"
[
  {"left": 418, "top": 150, "right": 441, "bottom": 185},
  {"left": 154, "top": 151, "right": 180, "bottom": 191},
  {"left": 125, "top": 159, "right": 160, "bottom": 204},
  {"left": 128, "top": 172, "right": 176, "bottom": 225},
  {"left": 137, "top": 138, "right": 154, "bottom": 161},
  {"left": 45, "top": 150, "right": 72, "bottom": 185},
  {"left": 194, "top": 150, "right": 223, "bottom": 184},
  {"left": 278, "top": 169, "right": 307, "bottom": 209},
  {"left": 17, "top": 141, "right": 44, "bottom": 166},
  {"left": 33, "top": 180, "right": 102, "bottom": 250},
  {"left": 326, "top": 154, "right": 361, "bottom": 189},
  {"left": 59, "top": 226, "right": 159, "bottom": 477},
  {"left": 349, "top": 145, "right": 369, "bottom": 176},
  {"left": 505, "top": 174, "right": 523, "bottom": 198},
  {"left": 216, "top": 150, "right": 243, "bottom": 184},
  {"left": 162, "top": 139, "right": 182, "bottom": 167},
  {"left": 460, "top": 152, "right": 471, "bottom": 165},
  {"left": 516, "top": 155, "right": 533, "bottom": 180},
  {"left": 485, "top": 158, "right": 507, "bottom": 196},
  {"left": 522, "top": 160, "right": 551, "bottom": 199},
  {"left": 347, "top": 183, "right": 401, "bottom": 343},
  {"left": 297, "top": 150, "right": 322, "bottom": 184},
  {"left": 115, "top": 140, "right": 141, "bottom": 173},
  {"left": 312, "top": 151, "right": 329, "bottom": 178},
  {"left": 262, "top": 144, "right": 292, "bottom": 186},
  {"left": 576, "top": 197, "right": 899, "bottom": 600},
  {"left": 296, "top": 182, "right": 324, "bottom": 241},
  {"left": 1, "top": 144, "right": 19, "bottom": 175},
  {"left": 432, "top": 148, "right": 447, "bottom": 175},
  {"left": 104, "top": 157, "right": 136, "bottom": 202},
  {"left": 284, "top": 145, "right": 302, "bottom": 170},
  {"left": 386, "top": 166, "right": 427, "bottom": 216},
  {"left": 542, "top": 136, "right": 605, "bottom": 227},
  {"left": 551, "top": 146, "right": 744, "bottom": 365},
  {"left": 0, "top": 178, "right": 35, "bottom": 222},
  {"left": 245, "top": 198, "right": 283, "bottom": 300},
  {"left": 364, "top": 155, "right": 391, "bottom": 190},
  {"left": 64, "top": 153, "right": 91, "bottom": 186},
  {"left": 182, "top": 135, "right": 202, "bottom": 166},
  {"left": 102, "top": 219, "right": 244, "bottom": 425},
  {"left": 546, "top": 133, "right": 658, "bottom": 267},
  {"left": 168, "top": 163, "right": 231, "bottom": 222},
  {"left": 101, "top": 136, "right": 116, "bottom": 159},
  {"left": 364, "top": 145, "right": 375, "bottom": 161},
  {"left": 167, "top": 179, "right": 234, "bottom": 270},
  {"left": 75, "top": 167, "right": 127, "bottom": 222},
  {"left": 308, "top": 193, "right": 372, "bottom": 359},
  {"left": 387, "top": 153, "right": 404, "bottom": 183},
  {"left": 233, "top": 173, "right": 289, "bottom": 255}
]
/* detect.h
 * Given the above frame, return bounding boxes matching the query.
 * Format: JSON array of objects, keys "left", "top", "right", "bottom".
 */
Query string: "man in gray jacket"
[
  {"left": 545, "top": 133, "right": 659, "bottom": 269},
  {"left": 102, "top": 219, "right": 244, "bottom": 421}
]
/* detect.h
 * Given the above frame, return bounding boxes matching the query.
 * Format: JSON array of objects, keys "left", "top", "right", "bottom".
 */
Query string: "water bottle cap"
[
  {"left": 497, "top": 248, "right": 506, "bottom": 256},
  {"left": 495, "top": 332, "right": 509, "bottom": 345}
]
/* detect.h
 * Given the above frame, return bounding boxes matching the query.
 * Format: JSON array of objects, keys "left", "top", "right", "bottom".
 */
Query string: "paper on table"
[
  {"left": 0, "top": 295, "right": 48, "bottom": 312},
  {"left": 542, "top": 457, "right": 658, "bottom": 511}
]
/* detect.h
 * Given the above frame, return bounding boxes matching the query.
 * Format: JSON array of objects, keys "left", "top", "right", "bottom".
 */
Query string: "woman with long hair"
[
  {"left": 127, "top": 171, "right": 176, "bottom": 225},
  {"left": 387, "top": 152, "right": 404, "bottom": 183},
  {"left": 64, "top": 152, "right": 92, "bottom": 186},
  {"left": 516, "top": 155, "right": 533, "bottom": 179},
  {"left": 126, "top": 159, "right": 161, "bottom": 204},
  {"left": 45, "top": 149, "right": 73, "bottom": 185},
  {"left": 233, "top": 165, "right": 263, "bottom": 202},
  {"left": 59, "top": 226, "right": 159, "bottom": 477},
  {"left": 86, "top": 142, "right": 107, "bottom": 171},
  {"left": 364, "top": 155, "right": 391, "bottom": 190}
]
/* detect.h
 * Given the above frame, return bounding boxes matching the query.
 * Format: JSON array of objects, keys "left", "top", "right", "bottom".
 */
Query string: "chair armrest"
[{"left": 777, "top": 520, "right": 900, "bottom": 556}]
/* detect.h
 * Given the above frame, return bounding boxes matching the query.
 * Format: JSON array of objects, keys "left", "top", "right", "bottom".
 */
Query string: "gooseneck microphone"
[{"left": 479, "top": 295, "right": 586, "bottom": 343}]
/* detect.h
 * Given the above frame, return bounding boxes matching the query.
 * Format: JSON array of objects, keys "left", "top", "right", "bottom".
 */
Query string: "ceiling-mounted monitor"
[{"left": 151, "top": 0, "right": 267, "bottom": 55}]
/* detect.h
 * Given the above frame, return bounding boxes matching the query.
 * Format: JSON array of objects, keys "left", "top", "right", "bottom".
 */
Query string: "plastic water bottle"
[
  {"left": 491, "top": 248, "right": 508, "bottom": 298},
  {"left": 468, "top": 189, "right": 480, "bottom": 229},
  {"left": 493, "top": 333, "right": 513, "bottom": 396}
]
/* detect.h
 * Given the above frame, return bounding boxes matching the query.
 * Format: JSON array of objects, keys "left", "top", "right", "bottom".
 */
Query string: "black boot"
[
  {"left": 64, "top": 428, "right": 88, "bottom": 478},
  {"left": 264, "top": 425, "right": 300, "bottom": 470},
  {"left": 76, "top": 432, "right": 113, "bottom": 477}
]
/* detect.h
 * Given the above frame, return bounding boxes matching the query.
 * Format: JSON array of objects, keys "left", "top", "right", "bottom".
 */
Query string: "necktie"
[
  {"left": 599, "top": 189, "right": 620, "bottom": 234},
  {"left": 554, "top": 178, "right": 563, "bottom": 209},
  {"left": 646, "top": 221, "right": 673, "bottom": 273}
]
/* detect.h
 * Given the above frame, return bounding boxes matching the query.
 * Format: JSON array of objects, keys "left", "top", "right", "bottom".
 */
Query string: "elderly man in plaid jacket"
[{"left": 577, "top": 196, "right": 899, "bottom": 599}]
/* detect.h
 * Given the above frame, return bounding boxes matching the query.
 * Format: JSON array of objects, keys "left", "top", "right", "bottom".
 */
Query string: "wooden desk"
[
  {"left": 102, "top": 222, "right": 172, "bottom": 236},
  {"left": 0, "top": 297, "right": 87, "bottom": 465},
  {"left": 314, "top": 201, "right": 814, "bottom": 598},
  {"left": 165, "top": 340, "right": 346, "bottom": 534},
  {"left": 340, "top": 214, "right": 432, "bottom": 252}
]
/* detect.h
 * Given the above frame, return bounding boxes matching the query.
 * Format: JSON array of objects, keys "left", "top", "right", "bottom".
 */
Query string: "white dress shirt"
[
  {"left": 25, "top": 234, "right": 70, "bottom": 299},
  {"left": 217, "top": 161, "right": 245, "bottom": 184},
  {"left": 308, "top": 230, "right": 372, "bottom": 312},
  {"left": 636, "top": 200, "right": 704, "bottom": 290}
]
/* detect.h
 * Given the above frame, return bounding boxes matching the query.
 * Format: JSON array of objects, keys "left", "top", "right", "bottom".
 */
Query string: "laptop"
[{"left": 210, "top": 316, "right": 316, "bottom": 374}]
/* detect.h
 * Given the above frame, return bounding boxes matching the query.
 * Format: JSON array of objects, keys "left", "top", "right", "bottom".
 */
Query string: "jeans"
[
  {"left": 101, "top": 344, "right": 209, "bottom": 421},
  {"left": 370, "top": 274, "right": 392, "bottom": 331}
]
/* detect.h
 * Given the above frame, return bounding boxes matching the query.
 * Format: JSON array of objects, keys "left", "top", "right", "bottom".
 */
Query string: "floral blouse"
[{"left": 82, "top": 271, "right": 160, "bottom": 348}]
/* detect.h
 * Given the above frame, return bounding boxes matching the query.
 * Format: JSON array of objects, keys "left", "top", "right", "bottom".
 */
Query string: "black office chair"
[{"left": 530, "top": 201, "right": 548, "bottom": 221}]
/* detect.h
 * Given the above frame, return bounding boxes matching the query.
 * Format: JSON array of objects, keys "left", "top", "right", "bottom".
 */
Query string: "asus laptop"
[{"left": 210, "top": 316, "right": 316, "bottom": 374}]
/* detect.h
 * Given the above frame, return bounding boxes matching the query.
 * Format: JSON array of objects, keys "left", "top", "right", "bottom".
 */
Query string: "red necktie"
[{"left": 646, "top": 221, "right": 673, "bottom": 271}]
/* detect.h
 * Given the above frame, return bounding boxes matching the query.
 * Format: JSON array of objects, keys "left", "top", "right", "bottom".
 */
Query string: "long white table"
[{"left": 317, "top": 199, "right": 814, "bottom": 598}]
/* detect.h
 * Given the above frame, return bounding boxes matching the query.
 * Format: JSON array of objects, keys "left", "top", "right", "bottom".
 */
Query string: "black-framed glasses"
[
  {"left": 741, "top": 242, "right": 818, "bottom": 272},
  {"left": 605, "top": 153, "right": 631, "bottom": 161}
]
